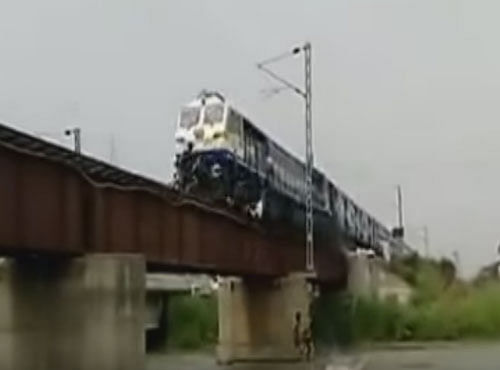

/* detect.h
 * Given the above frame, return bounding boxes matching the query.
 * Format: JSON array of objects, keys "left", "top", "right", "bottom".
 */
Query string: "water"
[
  {"left": 146, "top": 351, "right": 360, "bottom": 370},
  {"left": 147, "top": 342, "right": 500, "bottom": 370}
]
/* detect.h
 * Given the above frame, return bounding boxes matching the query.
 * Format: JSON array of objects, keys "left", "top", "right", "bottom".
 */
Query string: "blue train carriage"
[
  {"left": 264, "top": 139, "right": 334, "bottom": 240},
  {"left": 173, "top": 91, "right": 332, "bottom": 233},
  {"left": 329, "top": 184, "right": 390, "bottom": 255},
  {"left": 173, "top": 90, "right": 390, "bottom": 254}
]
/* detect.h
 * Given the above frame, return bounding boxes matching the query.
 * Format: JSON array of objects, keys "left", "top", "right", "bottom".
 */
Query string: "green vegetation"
[
  {"left": 164, "top": 256, "right": 500, "bottom": 350},
  {"left": 313, "top": 255, "right": 500, "bottom": 346},
  {"left": 167, "top": 294, "right": 218, "bottom": 349}
]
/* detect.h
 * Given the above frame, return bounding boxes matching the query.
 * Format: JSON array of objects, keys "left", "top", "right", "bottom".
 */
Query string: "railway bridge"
[{"left": 0, "top": 122, "right": 352, "bottom": 369}]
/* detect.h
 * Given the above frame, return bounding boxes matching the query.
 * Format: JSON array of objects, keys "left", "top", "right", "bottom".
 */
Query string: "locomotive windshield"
[
  {"left": 203, "top": 104, "right": 224, "bottom": 125},
  {"left": 179, "top": 107, "right": 200, "bottom": 129}
]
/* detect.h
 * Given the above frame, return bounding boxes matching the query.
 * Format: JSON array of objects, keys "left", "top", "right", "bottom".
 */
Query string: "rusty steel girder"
[{"left": 0, "top": 124, "right": 346, "bottom": 283}]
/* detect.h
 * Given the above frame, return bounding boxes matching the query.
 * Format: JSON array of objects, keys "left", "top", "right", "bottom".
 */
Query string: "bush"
[
  {"left": 312, "top": 292, "right": 408, "bottom": 346},
  {"left": 167, "top": 294, "right": 218, "bottom": 349},
  {"left": 312, "top": 292, "right": 355, "bottom": 345},
  {"left": 165, "top": 263, "right": 500, "bottom": 349},
  {"left": 314, "top": 265, "right": 500, "bottom": 346}
]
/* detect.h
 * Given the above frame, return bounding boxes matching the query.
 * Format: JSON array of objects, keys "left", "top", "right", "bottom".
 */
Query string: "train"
[{"left": 173, "top": 90, "right": 392, "bottom": 254}]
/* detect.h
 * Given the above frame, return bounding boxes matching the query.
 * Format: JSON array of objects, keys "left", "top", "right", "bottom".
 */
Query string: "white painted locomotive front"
[{"left": 175, "top": 93, "right": 242, "bottom": 156}]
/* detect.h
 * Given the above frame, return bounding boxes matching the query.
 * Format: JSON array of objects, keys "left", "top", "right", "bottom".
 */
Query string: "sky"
[{"left": 0, "top": 0, "right": 499, "bottom": 276}]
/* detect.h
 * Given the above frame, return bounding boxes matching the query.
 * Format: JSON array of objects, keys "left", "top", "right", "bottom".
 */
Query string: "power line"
[{"left": 256, "top": 49, "right": 299, "bottom": 67}]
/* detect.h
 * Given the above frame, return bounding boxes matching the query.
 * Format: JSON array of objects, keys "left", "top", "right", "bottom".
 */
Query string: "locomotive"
[{"left": 173, "top": 90, "right": 391, "bottom": 253}]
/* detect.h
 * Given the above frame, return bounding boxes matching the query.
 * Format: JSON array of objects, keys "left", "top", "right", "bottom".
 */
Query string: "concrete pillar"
[
  {"left": 0, "top": 254, "right": 145, "bottom": 370},
  {"left": 347, "top": 255, "right": 413, "bottom": 304},
  {"left": 347, "top": 253, "right": 374, "bottom": 297},
  {"left": 217, "top": 273, "right": 311, "bottom": 364}
]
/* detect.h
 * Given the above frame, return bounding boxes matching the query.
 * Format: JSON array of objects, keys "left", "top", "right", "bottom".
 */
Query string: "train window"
[
  {"left": 256, "top": 141, "right": 266, "bottom": 173},
  {"left": 203, "top": 104, "right": 224, "bottom": 125},
  {"left": 248, "top": 139, "right": 255, "bottom": 167},
  {"left": 345, "top": 199, "right": 351, "bottom": 229},
  {"left": 244, "top": 133, "right": 253, "bottom": 167},
  {"left": 179, "top": 107, "right": 200, "bottom": 129},
  {"left": 226, "top": 109, "right": 241, "bottom": 134},
  {"left": 335, "top": 195, "right": 344, "bottom": 220}
]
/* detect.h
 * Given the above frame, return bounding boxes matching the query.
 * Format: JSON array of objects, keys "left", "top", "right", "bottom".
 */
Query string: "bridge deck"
[{"left": 0, "top": 123, "right": 346, "bottom": 283}]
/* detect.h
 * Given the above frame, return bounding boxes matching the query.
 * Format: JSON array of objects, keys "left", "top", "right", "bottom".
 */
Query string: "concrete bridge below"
[
  {"left": 0, "top": 254, "right": 145, "bottom": 370},
  {"left": 0, "top": 122, "right": 381, "bottom": 369},
  {"left": 0, "top": 253, "right": 317, "bottom": 369}
]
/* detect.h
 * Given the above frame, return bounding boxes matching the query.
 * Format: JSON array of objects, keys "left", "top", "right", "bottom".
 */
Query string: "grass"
[{"left": 165, "top": 257, "right": 500, "bottom": 350}]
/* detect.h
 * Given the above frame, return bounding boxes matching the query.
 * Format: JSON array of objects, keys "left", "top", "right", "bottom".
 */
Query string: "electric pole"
[
  {"left": 397, "top": 185, "right": 403, "bottom": 230},
  {"left": 257, "top": 42, "right": 315, "bottom": 272},
  {"left": 64, "top": 127, "right": 81, "bottom": 154},
  {"left": 303, "top": 42, "right": 314, "bottom": 273},
  {"left": 392, "top": 185, "right": 405, "bottom": 240}
]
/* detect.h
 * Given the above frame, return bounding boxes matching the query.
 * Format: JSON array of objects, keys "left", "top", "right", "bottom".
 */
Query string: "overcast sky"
[{"left": 1, "top": 0, "right": 498, "bottom": 276}]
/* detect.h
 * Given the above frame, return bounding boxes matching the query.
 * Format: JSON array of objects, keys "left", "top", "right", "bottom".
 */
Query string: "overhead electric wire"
[{"left": 256, "top": 49, "right": 296, "bottom": 67}]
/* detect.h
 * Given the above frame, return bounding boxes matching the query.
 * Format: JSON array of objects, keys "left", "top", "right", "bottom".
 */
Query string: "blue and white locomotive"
[{"left": 174, "top": 90, "right": 390, "bottom": 254}]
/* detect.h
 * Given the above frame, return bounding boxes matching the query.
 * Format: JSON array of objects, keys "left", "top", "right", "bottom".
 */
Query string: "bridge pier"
[
  {"left": 216, "top": 273, "right": 312, "bottom": 364},
  {"left": 347, "top": 253, "right": 412, "bottom": 304},
  {"left": 0, "top": 254, "right": 145, "bottom": 370}
]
